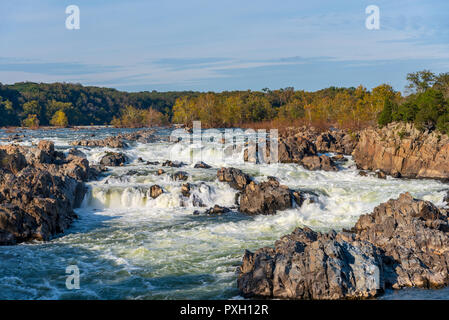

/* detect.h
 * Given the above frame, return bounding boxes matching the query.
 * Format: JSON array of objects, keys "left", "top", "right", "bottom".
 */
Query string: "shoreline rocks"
[
  {"left": 353, "top": 122, "right": 449, "bottom": 180},
  {"left": 237, "top": 193, "right": 449, "bottom": 299},
  {"left": 0, "top": 141, "right": 90, "bottom": 245}
]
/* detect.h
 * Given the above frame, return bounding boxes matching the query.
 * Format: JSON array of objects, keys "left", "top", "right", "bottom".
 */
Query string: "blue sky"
[{"left": 0, "top": 0, "right": 448, "bottom": 92}]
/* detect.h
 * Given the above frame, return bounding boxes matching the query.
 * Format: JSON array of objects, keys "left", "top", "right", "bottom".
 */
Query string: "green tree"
[{"left": 22, "top": 114, "right": 40, "bottom": 128}]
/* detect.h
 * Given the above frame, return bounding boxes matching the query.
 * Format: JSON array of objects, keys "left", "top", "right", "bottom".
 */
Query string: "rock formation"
[
  {"left": 0, "top": 141, "right": 89, "bottom": 245},
  {"left": 353, "top": 122, "right": 449, "bottom": 180},
  {"left": 237, "top": 193, "right": 449, "bottom": 299}
]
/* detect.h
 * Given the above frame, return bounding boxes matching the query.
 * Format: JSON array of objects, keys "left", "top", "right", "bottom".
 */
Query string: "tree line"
[{"left": 0, "top": 70, "right": 448, "bottom": 132}]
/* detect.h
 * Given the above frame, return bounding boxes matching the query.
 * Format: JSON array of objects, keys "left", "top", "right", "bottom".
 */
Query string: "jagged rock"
[
  {"left": 217, "top": 167, "right": 251, "bottom": 191},
  {"left": 172, "top": 171, "right": 188, "bottom": 181},
  {"left": 331, "top": 154, "right": 347, "bottom": 162},
  {"left": 194, "top": 161, "right": 212, "bottom": 169},
  {"left": 353, "top": 122, "right": 449, "bottom": 180},
  {"left": 181, "top": 183, "right": 191, "bottom": 197},
  {"left": 88, "top": 164, "right": 108, "bottom": 181},
  {"left": 205, "top": 205, "right": 230, "bottom": 215},
  {"left": 149, "top": 185, "right": 163, "bottom": 199},
  {"left": 239, "top": 180, "right": 297, "bottom": 215},
  {"left": 156, "top": 168, "right": 165, "bottom": 175},
  {"left": 0, "top": 142, "right": 90, "bottom": 245},
  {"left": 278, "top": 137, "right": 317, "bottom": 163},
  {"left": 352, "top": 192, "right": 449, "bottom": 289},
  {"left": 99, "top": 152, "right": 128, "bottom": 166},
  {"left": 375, "top": 171, "right": 387, "bottom": 179},
  {"left": 118, "top": 129, "right": 157, "bottom": 143},
  {"left": 301, "top": 155, "right": 337, "bottom": 171},
  {"left": 238, "top": 193, "right": 449, "bottom": 299},
  {"left": 238, "top": 228, "right": 384, "bottom": 299},
  {"left": 0, "top": 146, "right": 27, "bottom": 174},
  {"left": 315, "top": 131, "right": 358, "bottom": 155},
  {"left": 146, "top": 161, "right": 159, "bottom": 165},
  {"left": 70, "top": 136, "right": 127, "bottom": 148},
  {"left": 162, "top": 160, "right": 185, "bottom": 168},
  {"left": 68, "top": 148, "right": 87, "bottom": 159}
]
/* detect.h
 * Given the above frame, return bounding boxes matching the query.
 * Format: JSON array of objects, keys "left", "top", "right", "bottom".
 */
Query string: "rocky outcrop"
[
  {"left": 237, "top": 193, "right": 449, "bottom": 299},
  {"left": 194, "top": 161, "right": 212, "bottom": 169},
  {"left": 353, "top": 122, "right": 449, "bottom": 180},
  {"left": 278, "top": 136, "right": 338, "bottom": 171},
  {"left": 99, "top": 152, "right": 128, "bottom": 166},
  {"left": 118, "top": 129, "right": 157, "bottom": 143},
  {"left": 217, "top": 167, "right": 252, "bottom": 191},
  {"left": 239, "top": 179, "right": 302, "bottom": 215},
  {"left": 149, "top": 185, "right": 163, "bottom": 199},
  {"left": 315, "top": 131, "right": 358, "bottom": 155},
  {"left": 217, "top": 168, "right": 303, "bottom": 215},
  {"left": 70, "top": 136, "right": 127, "bottom": 148},
  {"left": 0, "top": 141, "right": 89, "bottom": 245}
]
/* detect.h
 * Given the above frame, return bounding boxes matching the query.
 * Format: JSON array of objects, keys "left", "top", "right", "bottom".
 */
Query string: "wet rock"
[
  {"left": 149, "top": 185, "right": 163, "bottom": 199},
  {"left": 331, "top": 154, "right": 347, "bottom": 162},
  {"left": 146, "top": 161, "right": 159, "bottom": 165},
  {"left": 359, "top": 171, "right": 368, "bottom": 177},
  {"left": 119, "top": 129, "right": 157, "bottom": 143},
  {"left": 375, "top": 171, "right": 387, "bottom": 179},
  {"left": 162, "top": 160, "right": 185, "bottom": 168},
  {"left": 172, "top": 171, "right": 188, "bottom": 181},
  {"left": 181, "top": 183, "right": 191, "bottom": 197},
  {"left": 205, "top": 205, "right": 230, "bottom": 215},
  {"left": 99, "top": 152, "right": 128, "bottom": 166},
  {"left": 353, "top": 122, "right": 449, "bottom": 180},
  {"left": 217, "top": 167, "right": 252, "bottom": 191},
  {"left": 156, "top": 168, "right": 165, "bottom": 175},
  {"left": 239, "top": 180, "right": 297, "bottom": 215},
  {"left": 68, "top": 148, "right": 87, "bottom": 159},
  {"left": 278, "top": 137, "right": 317, "bottom": 163},
  {"left": 301, "top": 155, "right": 337, "bottom": 171},
  {"left": 37, "top": 140, "right": 55, "bottom": 154},
  {"left": 194, "top": 161, "right": 212, "bottom": 169},
  {"left": 70, "top": 136, "right": 127, "bottom": 148},
  {"left": 88, "top": 164, "right": 108, "bottom": 181}
]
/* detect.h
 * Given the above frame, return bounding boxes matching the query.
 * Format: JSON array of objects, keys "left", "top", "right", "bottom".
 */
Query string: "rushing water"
[{"left": 0, "top": 127, "right": 448, "bottom": 300}]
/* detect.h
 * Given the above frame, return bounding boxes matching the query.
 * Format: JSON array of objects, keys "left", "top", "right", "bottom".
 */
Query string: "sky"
[{"left": 0, "top": 0, "right": 448, "bottom": 92}]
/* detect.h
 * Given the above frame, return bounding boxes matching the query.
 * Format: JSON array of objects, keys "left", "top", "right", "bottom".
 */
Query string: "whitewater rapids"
[{"left": 1, "top": 127, "right": 449, "bottom": 300}]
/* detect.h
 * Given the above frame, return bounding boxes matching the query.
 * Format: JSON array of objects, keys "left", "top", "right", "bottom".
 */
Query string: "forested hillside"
[{"left": 0, "top": 70, "right": 448, "bottom": 130}]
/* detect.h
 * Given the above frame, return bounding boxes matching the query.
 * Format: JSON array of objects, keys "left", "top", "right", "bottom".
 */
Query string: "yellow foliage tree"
[{"left": 50, "top": 110, "right": 69, "bottom": 127}]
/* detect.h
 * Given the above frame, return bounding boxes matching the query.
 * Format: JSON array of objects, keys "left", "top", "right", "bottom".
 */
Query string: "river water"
[{"left": 0, "top": 127, "right": 448, "bottom": 300}]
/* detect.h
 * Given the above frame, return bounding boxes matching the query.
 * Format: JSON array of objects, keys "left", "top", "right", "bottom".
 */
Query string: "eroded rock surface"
[
  {"left": 353, "top": 122, "right": 449, "bottom": 179},
  {"left": 237, "top": 193, "right": 449, "bottom": 299},
  {"left": 0, "top": 141, "right": 89, "bottom": 245}
]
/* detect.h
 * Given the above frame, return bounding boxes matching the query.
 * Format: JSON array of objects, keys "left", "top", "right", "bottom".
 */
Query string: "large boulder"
[
  {"left": 100, "top": 152, "right": 128, "bottom": 166},
  {"left": 237, "top": 193, "right": 449, "bottom": 299},
  {"left": 238, "top": 228, "right": 384, "bottom": 299},
  {"left": 217, "top": 167, "right": 252, "bottom": 191},
  {"left": 353, "top": 122, "right": 449, "bottom": 179},
  {"left": 315, "top": 131, "right": 358, "bottom": 155},
  {"left": 239, "top": 179, "right": 300, "bottom": 215},
  {"left": 70, "top": 136, "right": 127, "bottom": 148}
]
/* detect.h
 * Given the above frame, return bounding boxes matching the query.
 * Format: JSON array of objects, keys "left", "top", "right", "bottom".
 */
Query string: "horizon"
[{"left": 1, "top": 1, "right": 449, "bottom": 93}]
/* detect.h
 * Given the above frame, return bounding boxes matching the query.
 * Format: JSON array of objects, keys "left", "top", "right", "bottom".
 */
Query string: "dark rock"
[
  {"left": 301, "top": 155, "right": 337, "bottom": 171},
  {"left": 162, "top": 160, "right": 185, "bottom": 168},
  {"left": 194, "top": 161, "right": 212, "bottom": 169},
  {"left": 149, "top": 185, "right": 163, "bottom": 199},
  {"left": 239, "top": 180, "right": 294, "bottom": 215},
  {"left": 205, "top": 205, "right": 230, "bottom": 215},
  {"left": 181, "top": 183, "right": 191, "bottom": 197},
  {"left": 238, "top": 193, "right": 449, "bottom": 299},
  {"left": 99, "top": 152, "right": 128, "bottom": 166},
  {"left": 172, "top": 171, "right": 188, "bottom": 181},
  {"left": 157, "top": 168, "right": 165, "bottom": 175},
  {"left": 217, "top": 167, "right": 251, "bottom": 191},
  {"left": 70, "top": 136, "right": 127, "bottom": 148}
]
